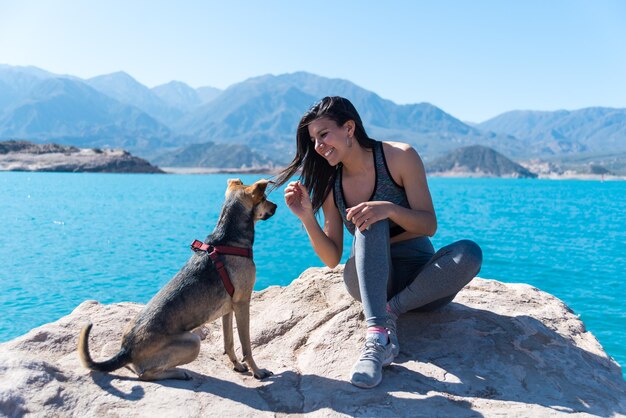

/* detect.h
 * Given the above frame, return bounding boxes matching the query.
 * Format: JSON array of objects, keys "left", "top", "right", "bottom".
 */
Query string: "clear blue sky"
[{"left": 1, "top": 0, "right": 625, "bottom": 122}]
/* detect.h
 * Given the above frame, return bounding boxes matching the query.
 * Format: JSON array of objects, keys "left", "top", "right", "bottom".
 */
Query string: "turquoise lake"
[{"left": 1, "top": 172, "right": 624, "bottom": 378}]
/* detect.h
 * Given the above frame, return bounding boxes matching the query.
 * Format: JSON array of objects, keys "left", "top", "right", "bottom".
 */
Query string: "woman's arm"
[
  {"left": 345, "top": 143, "right": 437, "bottom": 236},
  {"left": 284, "top": 181, "right": 344, "bottom": 268}
]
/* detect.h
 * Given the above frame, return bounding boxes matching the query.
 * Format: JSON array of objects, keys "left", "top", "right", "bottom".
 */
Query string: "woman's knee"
[{"left": 453, "top": 239, "right": 483, "bottom": 275}]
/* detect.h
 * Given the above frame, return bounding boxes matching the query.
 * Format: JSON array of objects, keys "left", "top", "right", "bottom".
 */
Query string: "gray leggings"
[{"left": 344, "top": 220, "right": 483, "bottom": 327}]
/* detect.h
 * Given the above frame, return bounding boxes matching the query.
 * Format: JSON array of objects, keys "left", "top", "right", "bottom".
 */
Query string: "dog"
[{"left": 78, "top": 178, "right": 276, "bottom": 381}]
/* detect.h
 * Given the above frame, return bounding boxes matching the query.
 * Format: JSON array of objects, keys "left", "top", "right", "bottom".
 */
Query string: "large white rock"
[{"left": 1, "top": 267, "right": 625, "bottom": 417}]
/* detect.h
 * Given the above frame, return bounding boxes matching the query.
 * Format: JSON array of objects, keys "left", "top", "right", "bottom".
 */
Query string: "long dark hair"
[{"left": 273, "top": 96, "right": 376, "bottom": 214}]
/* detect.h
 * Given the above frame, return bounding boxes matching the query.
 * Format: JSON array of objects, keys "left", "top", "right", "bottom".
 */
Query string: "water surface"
[{"left": 0, "top": 172, "right": 624, "bottom": 377}]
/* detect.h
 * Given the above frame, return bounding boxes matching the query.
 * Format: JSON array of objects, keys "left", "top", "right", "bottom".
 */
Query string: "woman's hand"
[
  {"left": 284, "top": 181, "right": 314, "bottom": 221},
  {"left": 346, "top": 201, "right": 393, "bottom": 232}
]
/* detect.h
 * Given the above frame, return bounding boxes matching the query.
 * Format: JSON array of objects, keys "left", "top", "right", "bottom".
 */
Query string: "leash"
[{"left": 190, "top": 239, "right": 253, "bottom": 297}]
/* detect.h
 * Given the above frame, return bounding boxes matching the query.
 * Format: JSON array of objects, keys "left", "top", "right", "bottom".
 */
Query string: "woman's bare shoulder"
[{"left": 382, "top": 141, "right": 422, "bottom": 162}]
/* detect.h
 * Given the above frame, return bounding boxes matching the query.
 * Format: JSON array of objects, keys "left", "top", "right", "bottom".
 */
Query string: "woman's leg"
[
  {"left": 388, "top": 239, "right": 483, "bottom": 315},
  {"left": 343, "top": 220, "right": 392, "bottom": 328},
  {"left": 387, "top": 237, "right": 436, "bottom": 300},
  {"left": 382, "top": 236, "right": 435, "bottom": 356},
  {"left": 342, "top": 220, "right": 395, "bottom": 388}
]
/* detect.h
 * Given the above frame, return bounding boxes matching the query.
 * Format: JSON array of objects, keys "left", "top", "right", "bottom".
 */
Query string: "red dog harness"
[{"left": 190, "top": 239, "right": 253, "bottom": 297}]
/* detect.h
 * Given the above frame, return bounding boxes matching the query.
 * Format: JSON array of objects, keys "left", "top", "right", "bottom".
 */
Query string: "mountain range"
[
  {"left": 152, "top": 141, "right": 273, "bottom": 168},
  {"left": 477, "top": 108, "right": 626, "bottom": 157},
  {"left": 1, "top": 64, "right": 625, "bottom": 173}
]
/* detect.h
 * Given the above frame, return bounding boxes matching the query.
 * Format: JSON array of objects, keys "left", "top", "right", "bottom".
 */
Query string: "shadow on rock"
[
  {"left": 168, "top": 370, "right": 480, "bottom": 416},
  {"left": 90, "top": 368, "right": 481, "bottom": 416},
  {"left": 392, "top": 302, "right": 626, "bottom": 416},
  {"left": 90, "top": 372, "right": 146, "bottom": 401}
]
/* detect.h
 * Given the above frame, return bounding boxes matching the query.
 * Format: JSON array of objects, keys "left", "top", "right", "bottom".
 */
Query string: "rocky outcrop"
[
  {"left": 1, "top": 268, "right": 625, "bottom": 417},
  {"left": 0, "top": 140, "right": 164, "bottom": 173},
  {"left": 427, "top": 145, "right": 537, "bottom": 178}
]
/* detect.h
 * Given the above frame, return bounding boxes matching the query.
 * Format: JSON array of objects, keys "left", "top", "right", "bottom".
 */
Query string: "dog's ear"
[
  {"left": 226, "top": 178, "right": 244, "bottom": 197},
  {"left": 227, "top": 178, "right": 243, "bottom": 188},
  {"left": 246, "top": 179, "right": 270, "bottom": 202}
]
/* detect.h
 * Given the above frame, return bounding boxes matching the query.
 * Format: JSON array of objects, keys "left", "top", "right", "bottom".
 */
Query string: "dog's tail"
[{"left": 78, "top": 323, "right": 131, "bottom": 372}]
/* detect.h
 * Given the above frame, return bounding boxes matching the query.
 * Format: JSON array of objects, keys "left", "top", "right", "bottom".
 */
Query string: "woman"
[{"left": 274, "top": 96, "right": 482, "bottom": 388}]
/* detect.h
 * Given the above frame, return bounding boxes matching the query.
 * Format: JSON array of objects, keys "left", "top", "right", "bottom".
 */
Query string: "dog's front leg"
[
  {"left": 222, "top": 312, "right": 247, "bottom": 373},
  {"left": 233, "top": 301, "right": 272, "bottom": 379}
]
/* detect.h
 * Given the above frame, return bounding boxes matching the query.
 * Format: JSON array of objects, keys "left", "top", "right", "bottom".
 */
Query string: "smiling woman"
[{"left": 273, "top": 96, "right": 483, "bottom": 388}]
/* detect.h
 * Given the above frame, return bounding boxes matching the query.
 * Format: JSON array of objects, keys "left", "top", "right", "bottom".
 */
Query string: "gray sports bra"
[{"left": 333, "top": 141, "right": 410, "bottom": 236}]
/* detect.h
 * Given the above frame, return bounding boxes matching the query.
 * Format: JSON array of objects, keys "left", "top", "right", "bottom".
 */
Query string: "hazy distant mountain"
[
  {"left": 175, "top": 77, "right": 314, "bottom": 159},
  {"left": 0, "top": 79, "right": 16, "bottom": 109},
  {"left": 0, "top": 64, "right": 60, "bottom": 106},
  {"left": 426, "top": 145, "right": 537, "bottom": 178},
  {"left": 478, "top": 108, "right": 626, "bottom": 156},
  {"left": 176, "top": 72, "right": 519, "bottom": 160},
  {"left": 151, "top": 82, "right": 222, "bottom": 115},
  {"left": 196, "top": 86, "right": 222, "bottom": 104},
  {"left": 152, "top": 81, "right": 200, "bottom": 112},
  {"left": 0, "top": 75, "right": 172, "bottom": 150},
  {"left": 86, "top": 71, "right": 183, "bottom": 127},
  {"left": 153, "top": 141, "right": 274, "bottom": 168},
  {"left": 2, "top": 64, "right": 625, "bottom": 168},
  {"left": 0, "top": 64, "right": 58, "bottom": 90},
  {"left": 272, "top": 72, "right": 474, "bottom": 134}
]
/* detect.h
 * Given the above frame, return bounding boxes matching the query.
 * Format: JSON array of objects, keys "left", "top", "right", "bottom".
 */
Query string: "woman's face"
[{"left": 308, "top": 117, "right": 351, "bottom": 166}]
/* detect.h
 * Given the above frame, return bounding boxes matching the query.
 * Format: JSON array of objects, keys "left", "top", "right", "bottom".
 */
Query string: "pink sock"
[{"left": 367, "top": 326, "right": 389, "bottom": 345}]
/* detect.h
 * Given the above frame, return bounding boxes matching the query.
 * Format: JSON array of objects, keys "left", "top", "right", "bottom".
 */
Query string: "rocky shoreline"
[
  {"left": 427, "top": 171, "right": 626, "bottom": 181},
  {"left": 1, "top": 267, "right": 624, "bottom": 417},
  {"left": 2, "top": 140, "right": 623, "bottom": 180},
  {"left": 424, "top": 145, "right": 626, "bottom": 180},
  {"left": 0, "top": 141, "right": 163, "bottom": 174}
]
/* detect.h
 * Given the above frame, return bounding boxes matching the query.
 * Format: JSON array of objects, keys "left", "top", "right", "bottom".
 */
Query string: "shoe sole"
[{"left": 350, "top": 374, "right": 383, "bottom": 389}]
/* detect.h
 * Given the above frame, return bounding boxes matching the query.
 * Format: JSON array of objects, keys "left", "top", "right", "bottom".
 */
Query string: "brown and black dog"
[{"left": 78, "top": 178, "right": 276, "bottom": 380}]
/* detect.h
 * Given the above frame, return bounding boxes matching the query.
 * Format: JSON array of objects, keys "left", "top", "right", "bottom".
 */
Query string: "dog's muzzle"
[{"left": 260, "top": 202, "right": 277, "bottom": 220}]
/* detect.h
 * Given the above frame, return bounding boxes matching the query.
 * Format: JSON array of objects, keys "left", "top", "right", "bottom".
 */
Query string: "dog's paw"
[
  {"left": 182, "top": 370, "right": 193, "bottom": 380},
  {"left": 253, "top": 369, "right": 273, "bottom": 380},
  {"left": 233, "top": 362, "right": 248, "bottom": 373},
  {"left": 191, "top": 326, "right": 209, "bottom": 340}
]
